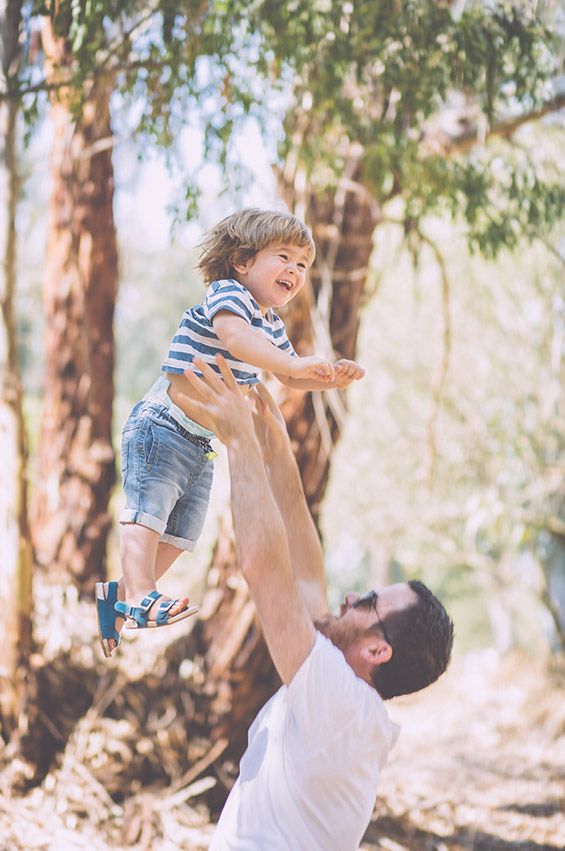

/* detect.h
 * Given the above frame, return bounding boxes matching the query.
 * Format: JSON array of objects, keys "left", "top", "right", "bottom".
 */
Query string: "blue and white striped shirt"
[{"left": 161, "top": 279, "right": 296, "bottom": 385}]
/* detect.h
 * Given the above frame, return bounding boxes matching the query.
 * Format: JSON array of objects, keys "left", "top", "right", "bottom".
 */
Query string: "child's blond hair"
[{"left": 198, "top": 208, "right": 316, "bottom": 283}]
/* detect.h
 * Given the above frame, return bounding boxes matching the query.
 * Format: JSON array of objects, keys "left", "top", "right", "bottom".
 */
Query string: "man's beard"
[{"left": 314, "top": 613, "right": 365, "bottom": 656}]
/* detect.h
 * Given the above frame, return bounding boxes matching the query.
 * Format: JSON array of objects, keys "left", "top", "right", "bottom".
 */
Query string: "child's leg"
[
  {"left": 98, "top": 397, "right": 207, "bottom": 652},
  {"left": 107, "top": 540, "right": 184, "bottom": 652},
  {"left": 100, "top": 400, "right": 213, "bottom": 646},
  {"left": 120, "top": 523, "right": 189, "bottom": 617}
]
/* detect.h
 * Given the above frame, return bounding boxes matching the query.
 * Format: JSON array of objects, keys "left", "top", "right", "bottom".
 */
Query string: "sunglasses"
[{"left": 352, "top": 590, "right": 392, "bottom": 647}]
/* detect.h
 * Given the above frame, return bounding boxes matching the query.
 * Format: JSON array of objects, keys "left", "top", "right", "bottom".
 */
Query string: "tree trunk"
[
  {"left": 24, "top": 157, "right": 383, "bottom": 801},
  {"left": 181, "top": 157, "right": 382, "bottom": 800},
  {"left": 30, "top": 21, "right": 117, "bottom": 594},
  {"left": 0, "top": 0, "right": 33, "bottom": 744},
  {"left": 278, "top": 156, "right": 381, "bottom": 523}
]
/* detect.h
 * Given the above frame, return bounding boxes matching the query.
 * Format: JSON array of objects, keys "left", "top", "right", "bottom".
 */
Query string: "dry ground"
[{"left": 1, "top": 590, "right": 563, "bottom": 851}]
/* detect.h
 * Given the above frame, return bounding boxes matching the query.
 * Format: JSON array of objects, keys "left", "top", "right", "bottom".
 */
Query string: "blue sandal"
[
  {"left": 95, "top": 581, "right": 122, "bottom": 658},
  {"left": 114, "top": 591, "right": 199, "bottom": 630}
]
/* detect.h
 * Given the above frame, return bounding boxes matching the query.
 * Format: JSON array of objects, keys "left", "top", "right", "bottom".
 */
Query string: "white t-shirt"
[{"left": 210, "top": 633, "right": 400, "bottom": 851}]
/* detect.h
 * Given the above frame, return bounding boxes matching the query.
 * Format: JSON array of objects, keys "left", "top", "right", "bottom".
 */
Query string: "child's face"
[{"left": 233, "top": 243, "right": 311, "bottom": 313}]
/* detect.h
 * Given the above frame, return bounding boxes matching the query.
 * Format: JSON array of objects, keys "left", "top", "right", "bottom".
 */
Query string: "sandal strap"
[
  {"left": 97, "top": 581, "right": 122, "bottom": 644},
  {"left": 115, "top": 591, "right": 162, "bottom": 626},
  {"left": 138, "top": 592, "right": 161, "bottom": 613},
  {"left": 156, "top": 598, "right": 177, "bottom": 626}
]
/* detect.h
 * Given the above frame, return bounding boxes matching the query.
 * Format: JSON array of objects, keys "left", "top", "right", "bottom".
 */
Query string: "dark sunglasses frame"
[{"left": 352, "top": 590, "right": 392, "bottom": 647}]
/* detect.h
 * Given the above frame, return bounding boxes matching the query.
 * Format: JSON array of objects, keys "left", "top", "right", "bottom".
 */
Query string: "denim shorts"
[{"left": 119, "top": 396, "right": 214, "bottom": 552}]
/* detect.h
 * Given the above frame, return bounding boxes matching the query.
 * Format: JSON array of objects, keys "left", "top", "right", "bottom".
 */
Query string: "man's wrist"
[
  {"left": 267, "top": 438, "right": 299, "bottom": 479},
  {"left": 227, "top": 426, "right": 263, "bottom": 461}
]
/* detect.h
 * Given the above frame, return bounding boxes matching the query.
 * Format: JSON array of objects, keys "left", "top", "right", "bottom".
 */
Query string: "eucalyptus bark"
[
  {"left": 188, "top": 161, "right": 381, "bottom": 790},
  {"left": 278, "top": 161, "right": 381, "bottom": 523},
  {"left": 0, "top": 0, "right": 33, "bottom": 742},
  {"left": 30, "top": 21, "right": 117, "bottom": 593}
]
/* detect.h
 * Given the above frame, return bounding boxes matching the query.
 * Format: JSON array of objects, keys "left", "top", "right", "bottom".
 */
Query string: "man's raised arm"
[
  {"left": 179, "top": 357, "right": 317, "bottom": 685},
  {"left": 251, "top": 382, "right": 328, "bottom": 621}
]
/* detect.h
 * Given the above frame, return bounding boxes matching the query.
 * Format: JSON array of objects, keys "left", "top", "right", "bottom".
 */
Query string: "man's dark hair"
[{"left": 370, "top": 580, "right": 454, "bottom": 700}]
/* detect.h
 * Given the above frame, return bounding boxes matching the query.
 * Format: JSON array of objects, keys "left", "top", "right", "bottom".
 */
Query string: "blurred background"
[{"left": 1, "top": 1, "right": 564, "bottom": 848}]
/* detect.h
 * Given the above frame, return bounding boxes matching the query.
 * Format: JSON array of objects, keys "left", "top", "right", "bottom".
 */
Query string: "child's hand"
[
  {"left": 289, "top": 355, "right": 335, "bottom": 382},
  {"left": 332, "top": 359, "right": 365, "bottom": 388}
]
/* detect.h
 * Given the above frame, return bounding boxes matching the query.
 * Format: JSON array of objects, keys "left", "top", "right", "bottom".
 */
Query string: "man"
[{"left": 181, "top": 356, "right": 454, "bottom": 851}]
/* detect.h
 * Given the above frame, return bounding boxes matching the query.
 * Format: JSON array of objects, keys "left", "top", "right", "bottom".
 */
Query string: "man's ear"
[{"left": 361, "top": 637, "right": 392, "bottom": 668}]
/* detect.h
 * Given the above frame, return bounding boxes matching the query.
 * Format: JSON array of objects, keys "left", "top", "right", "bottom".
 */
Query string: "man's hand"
[
  {"left": 251, "top": 382, "right": 291, "bottom": 464},
  {"left": 182, "top": 361, "right": 318, "bottom": 685},
  {"left": 289, "top": 355, "right": 335, "bottom": 382},
  {"left": 181, "top": 356, "right": 254, "bottom": 447}
]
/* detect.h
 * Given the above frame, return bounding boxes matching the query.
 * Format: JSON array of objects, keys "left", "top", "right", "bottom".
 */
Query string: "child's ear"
[{"left": 231, "top": 251, "right": 253, "bottom": 275}]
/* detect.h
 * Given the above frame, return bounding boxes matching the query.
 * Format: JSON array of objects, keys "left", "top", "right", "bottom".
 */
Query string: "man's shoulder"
[
  {"left": 297, "top": 634, "right": 393, "bottom": 724},
  {"left": 283, "top": 633, "right": 398, "bottom": 767},
  {"left": 290, "top": 632, "right": 380, "bottom": 703}
]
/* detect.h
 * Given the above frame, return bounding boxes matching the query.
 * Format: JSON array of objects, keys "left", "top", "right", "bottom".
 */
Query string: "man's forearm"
[
  {"left": 227, "top": 433, "right": 291, "bottom": 585},
  {"left": 265, "top": 439, "right": 327, "bottom": 617},
  {"left": 226, "top": 426, "right": 317, "bottom": 684}
]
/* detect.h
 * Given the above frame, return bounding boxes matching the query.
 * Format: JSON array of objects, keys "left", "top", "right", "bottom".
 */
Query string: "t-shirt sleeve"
[
  {"left": 286, "top": 633, "right": 395, "bottom": 759},
  {"left": 203, "top": 280, "right": 256, "bottom": 324}
]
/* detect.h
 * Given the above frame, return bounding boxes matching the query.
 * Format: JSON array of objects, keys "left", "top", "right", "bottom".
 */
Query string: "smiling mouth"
[{"left": 276, "top": 279, "right": 293, "bottom": 292}]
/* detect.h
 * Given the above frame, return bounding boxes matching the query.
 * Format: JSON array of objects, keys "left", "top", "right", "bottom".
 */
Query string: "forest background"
[{"left": 0, "top": 1, "right": 564, "bottom": 849}]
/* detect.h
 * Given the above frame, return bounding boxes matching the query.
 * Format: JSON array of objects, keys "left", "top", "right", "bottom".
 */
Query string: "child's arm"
[
  {"left": 275, "top": 359, "right": 365, "bottom": 391},
  {"left": 212, "top": 311, "right": 335, "bottom": 382}
]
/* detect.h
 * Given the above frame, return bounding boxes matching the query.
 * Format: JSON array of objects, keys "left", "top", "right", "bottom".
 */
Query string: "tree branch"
[
  {"left": 537, "top": 236, "right": 565, "bottom": 267},
  {"left": 427, "top": 89, "right": 565, "bottom": 156},
  {"left": 417, "top": 230, "right": 453, "bottom": 486}
]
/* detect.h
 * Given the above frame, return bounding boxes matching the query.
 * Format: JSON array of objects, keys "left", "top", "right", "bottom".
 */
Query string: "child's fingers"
[
  {"left": 314, "top": 370, "right": 331, "bottom": 381},
  {"left": 347, "top": 362, "right": 365, "bottom": 379},
  {"left": 315, "top": 362, "right": 334, "bottom": 380},
  {"left": 335, "top": 359, "right": 364, "bottom": 379},
  {"left": 335, "top": 359, "right": 352, "bottom": 375}
]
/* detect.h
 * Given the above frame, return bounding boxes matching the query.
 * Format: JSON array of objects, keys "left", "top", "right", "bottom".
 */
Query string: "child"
[{"left": 95, "top": 208, "right": 364, "bottom": 656}]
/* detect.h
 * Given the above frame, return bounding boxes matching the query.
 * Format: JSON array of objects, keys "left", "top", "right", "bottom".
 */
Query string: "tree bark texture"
[
  {"left": 167, "top": 160, "right": 383, "bottom": 799},
  {"left": 27, "top": 162, "right": 383, "bottom": 798},
  {"left": 278, "top": 158, "right": 382, "bottom": 524},
  {"left": 0, "top": 0, "right": 34, "bottom": 743},
  {"left": 30, "top": 22, "right": 117, "bottom": 593}
]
